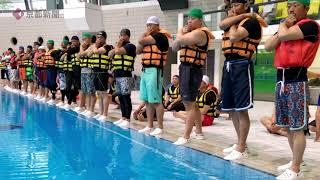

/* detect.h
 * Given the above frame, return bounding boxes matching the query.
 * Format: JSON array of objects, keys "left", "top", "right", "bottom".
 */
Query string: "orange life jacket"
[
  {"left": 274, "top": 19, "right": 320, "bottom": 68},
  {"left": 141, "top": 30, "right": 171, "bottom": 68},
  {"left": 44, "top": 49, "right": 55, "bottom": 66},
  {"left": 36, "top": 54, "right": 46, "bottom": 68},
  {"left": 222, "top": 14, "right": 267, "bottom": 59},
  {"left": 179, "top": 27, "right": 214, "bottom": 66}
]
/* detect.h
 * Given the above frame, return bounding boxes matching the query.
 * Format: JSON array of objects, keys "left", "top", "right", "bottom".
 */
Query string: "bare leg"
[
  {"left": 10, "top": 81, "right": 14, "bottom": 89},
  {"left": 85, "top": 94, "right": 90, "bottom": 110},
  {"left": 182, "top": 101, "right": 202, "bottom": 139},
  {"left": 138, "top": 113, "right": 146, "bottom": 122},
  {"left": 30, "top": 82, "right": 35, "bottom": 94},
  {"left": 23, "top": 81, "right": 28, "bottom": 93},
  {"left": 115, "top": 96, "right": 120, "bottom": 105},
  {"left": 103, "top": 93, "right": 111, "bottom": 117},
  {"left": 45, "top": 88, "right": 49, "bottom": 100},
  {"left": 31, "top": 81, "right": 36, "bottom": 94},
  {"left": 230, "top": 111, "right": 240, "bottom": 145},
  {"left": 146, "top": 103, "right": 155, "bottom": 128},
  {"left": 291, "top": 130, "right": 306, "bottom": 173},
  {"left": 260, "top": 116, "right": 272, "bottom": 131},
  {"left": 97, "top": 91, "right": 103, "bottom": 114},
  {"left": 90, "top": 94, "right": 96, "bottom": 112},
  {"left": 155, "top": 103, "right": 164, "bottom": 129},
  {"left": 193, "top": 106, "right": 202, "bottom": 135},
  {"left": 173, "top": 111, "right": 188, "bottom": 123},
  {"left": 79, "top": 91, "right": 85, "bottom": 108},
  {"left": 40, "top": 87, "right": 44, "bottom": 97},
  {"left": 287, "top": 130, "right": 294, "bottom": 153},
  {"left": 15, "top": 81, "right": 19, "bottom": 89},
  {"left": 236, "top": 111, "right": 250, "bottom": 152},
  {"left": 309, "top": 126, "right": 316, "bottom": 132}
]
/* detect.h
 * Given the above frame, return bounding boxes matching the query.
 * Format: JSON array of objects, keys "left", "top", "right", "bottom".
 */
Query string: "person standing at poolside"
[
  {"left": 21, "top": 45, "right": 34, "bottom": 96},
  {"left": 265, "top": 0, "right": 319, "bottom": 179},
  {"left": 34, "top": 46, "right": 46, "bottom": 100},
  {"left": 76, "top": 32, "right": 94, "bottom": 115},
  {"left": 55, "top": 40, "right": 69, "bottom": 107},
  {"left": 32, "top": 42, "right": 41, "bottom": 98},
  {"left": 218, "top": 0, "right": 267, "bottom": 160},
  {"left": 111, "top": 28, "right": 136, "bottom": 128},
  {"left": 163, "top": 75, "right": 185, "bottom": 112},
  {"left": 41, "top": 40, "right": 57, "bottom": 105},
  {"left": 16, "top": 46, "right": 25, "bottom": 92},
  {"left": 65, "top": 36, "right": 81, "bottom": 111},
  {"left": 89, "top": 31, "right": 113, "bottom": 119},
  {"left": 172, "top": 8, "right": 214, "bottom": 145},
  {"left": 137, "top": 16, "right": 171, "bottom": 136}
]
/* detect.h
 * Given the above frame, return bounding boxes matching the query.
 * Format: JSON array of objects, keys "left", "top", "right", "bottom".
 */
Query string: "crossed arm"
[
  {"left": 219, "top": 14, "right": 249, "bottom": 30},
  {"left": 136, "top": 34, "right": 156, "bottom": 54},
  {"left": 91, "top": 44, "right": 107, "bottom": 55},
  {"left": 172, "top": 29, "right": 208, "bottom": 51},
  {"left": 265, "top": 23, "right": 304, "bottom": 52},
  {"left": 78, "top": 44, "right": 90, "bottom": 57}
]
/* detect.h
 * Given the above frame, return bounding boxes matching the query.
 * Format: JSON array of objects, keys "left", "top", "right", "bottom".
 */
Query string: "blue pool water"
[{"left": 0, "top": 90, "right": 275, "bottom": 180}]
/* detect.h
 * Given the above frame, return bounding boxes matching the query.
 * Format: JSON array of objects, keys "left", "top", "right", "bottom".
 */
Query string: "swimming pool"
[{"left": 0, "top": 90, "right": 275, "bottom": 180}]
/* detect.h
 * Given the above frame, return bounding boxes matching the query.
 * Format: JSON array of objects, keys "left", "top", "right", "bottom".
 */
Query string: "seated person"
[
  {"left": 133, "top": 88, "right": 165, "bottom": 122},
  {"left": 108, "top": 78, "right": 120, "bottom": 109},
  {"left": 111, "top": 93, "right": 120, "bottom": 109},
  {"left": 260, "top": 109, "right": 288, "bottom": 137},
  {"left": 164, "top": 75, "right": 185, "bottom": 112},
  {"left": 173, "top": 75, "right": 219, "bottom": 126},
  {"left": 133, "top": 102, "right": 155, "bottom": 122},
  {"left": 308, "top": 120, "right": 318, "bottom": 136}
]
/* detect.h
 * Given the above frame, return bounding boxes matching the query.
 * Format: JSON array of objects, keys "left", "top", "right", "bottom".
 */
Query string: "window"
[{"left": 101, "top": 0, "right": 145, "bottom": 5}]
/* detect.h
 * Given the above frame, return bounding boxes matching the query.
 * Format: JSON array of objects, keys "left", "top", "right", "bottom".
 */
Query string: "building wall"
[
  {"left": 102, "top": 0, "right": 221, "bottom": 44},
  {"left": 101, "top": 0, "right": 223, "bottom": 75},
  {"left": 0, "top": 0, "right": 223, "bottom": 75},
  {"left": 0, "top": 11, "right": 80, "bottom": 51}
]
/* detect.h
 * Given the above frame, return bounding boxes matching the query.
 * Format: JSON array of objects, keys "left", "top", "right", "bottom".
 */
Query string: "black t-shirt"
[
  {"left": 299, "top": 21, "right": 319, "bottom": 43},
  {"left": 51, "top": 49, "right": 61, "bottom": 61},
  {"left": 151, "top": 32, "right": 169, "bottom": 52},
  {"left": 55, "top": 50, "right": 68, "bottom": 67},
  {"left": 123, "top": 42, "right": 136, "bottom": 58},
  {"left": 103, "top": 44, "right": 114, "bottom": 55},
  {"left": 241, "top": 18, "right": 262, "bottom": 40},
  {"left": 30, "top": 51, "right": 35, "bottom": 61},
  {"left": 66, "top": 46, "right": 80, "bottom": 61},
  {"left": 114, "top": 42, "right": 136, "bottom": 78},
  {"left": 67, "top": 46, "right": 80, "bottom": 55},
  {"left": 205, "top": 91, "right": 216, "bottom": 106}
]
